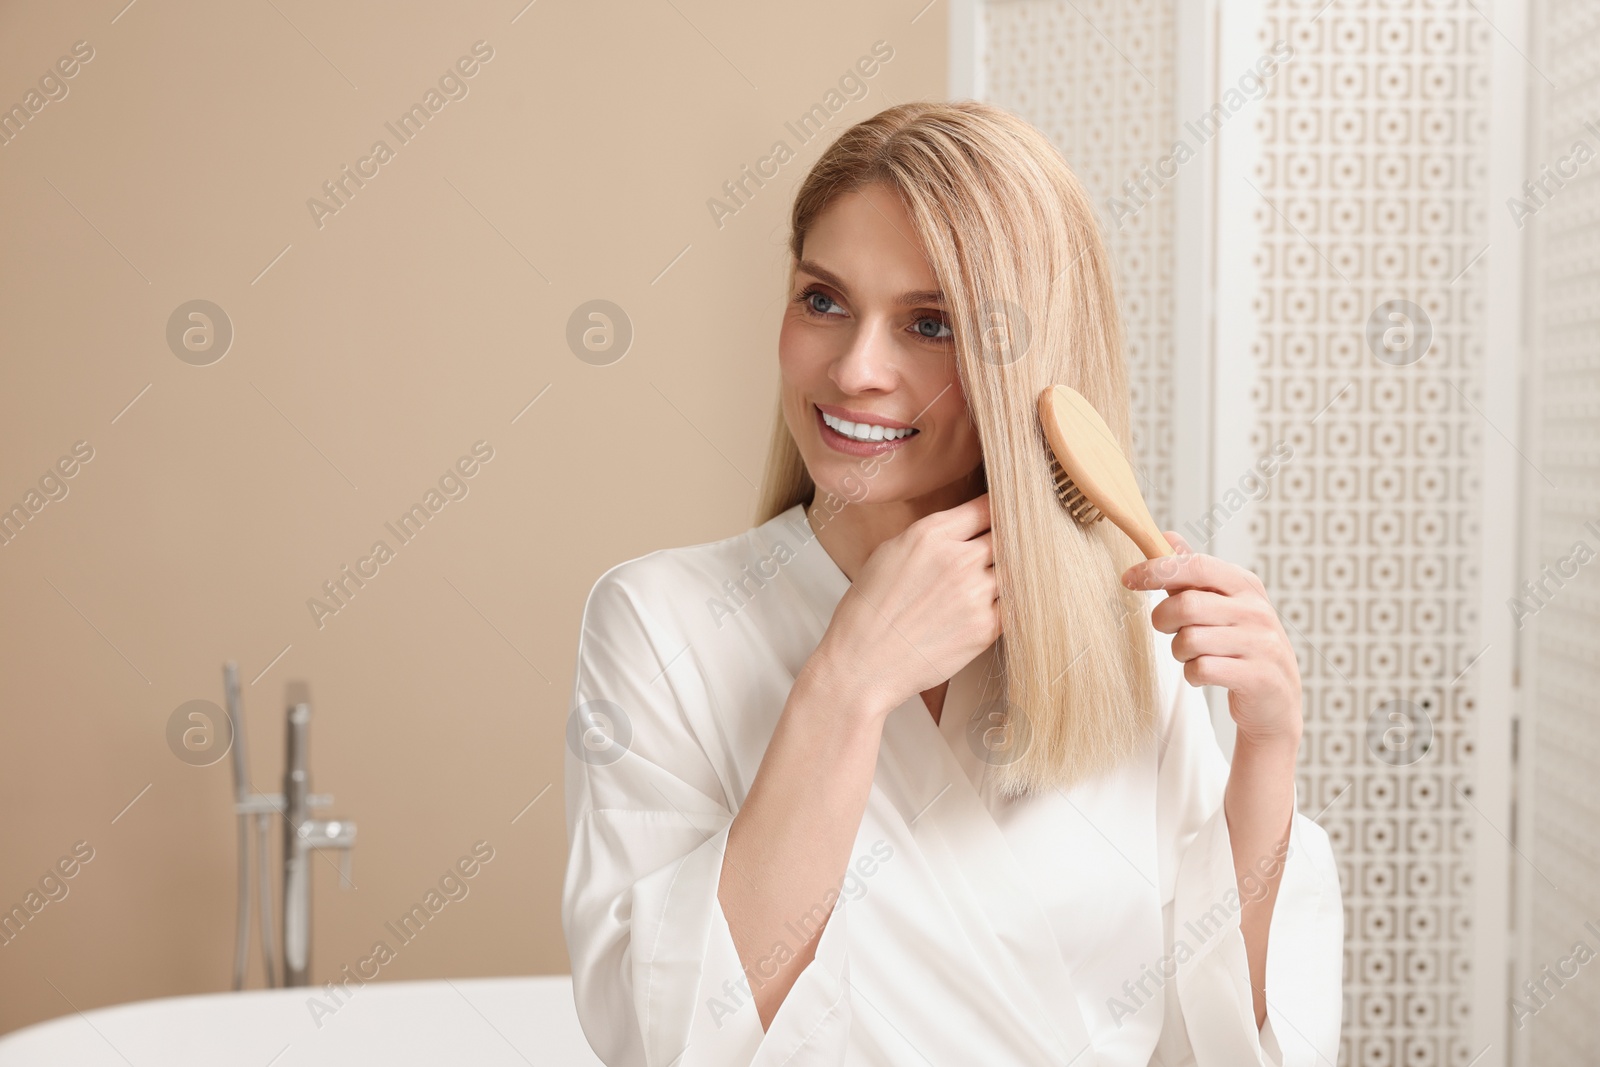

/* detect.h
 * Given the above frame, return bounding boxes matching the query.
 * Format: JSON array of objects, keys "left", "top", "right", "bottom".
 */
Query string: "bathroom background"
[{"left": 1, "top": 0, "right": 1594, "bottom": 1064}]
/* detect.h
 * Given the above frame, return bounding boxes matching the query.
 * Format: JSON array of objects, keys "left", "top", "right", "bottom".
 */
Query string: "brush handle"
[{"left": 1127, "top": 520, "right": 1175, "bottom": 561}]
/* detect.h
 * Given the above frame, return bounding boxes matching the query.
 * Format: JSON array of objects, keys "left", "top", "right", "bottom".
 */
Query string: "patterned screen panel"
[
  {"left": 1524, "top": 0, "right": 1600, "bottom": 1062},
  {"left": 981, "top": 1, "right": 1492, "bottom": 1063},
  {"left": 983, "top": 0, "right": 1178, "bottom": 527},
  {"left": 1250, "top": 4, "right": 1487, "bottom": 1064}
]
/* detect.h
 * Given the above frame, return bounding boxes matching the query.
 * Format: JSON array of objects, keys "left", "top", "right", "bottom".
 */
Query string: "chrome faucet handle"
[
  {"left": 297, "top": 817, "right": 357, "bottom": 890},
  {"left": 235, "top": 792, "right": 332, "bottom": 817},
  {"left": 236, "top": 793, "right": 283, "bottom": 816}
]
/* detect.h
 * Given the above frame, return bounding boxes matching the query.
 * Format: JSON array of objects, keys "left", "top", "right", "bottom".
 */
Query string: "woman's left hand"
[{"left": 1120, "top": 531, "right": 1303, "bottom": 750}]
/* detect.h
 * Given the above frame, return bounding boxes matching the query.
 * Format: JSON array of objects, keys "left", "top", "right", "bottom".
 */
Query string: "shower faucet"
[
  {"left": 224, "top": 665, "right": 357, "bottom": 990},
  {"left": 281, "top": 681, "right": 357, "bottom": 987}
]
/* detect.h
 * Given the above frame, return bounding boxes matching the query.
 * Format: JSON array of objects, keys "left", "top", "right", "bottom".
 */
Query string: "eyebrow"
[{"left": 796, "top": 259, "right": 945, "bottom": 307}]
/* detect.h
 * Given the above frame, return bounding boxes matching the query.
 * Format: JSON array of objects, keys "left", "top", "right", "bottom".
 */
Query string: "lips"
[
  {"left": 814, "top": 404, "right": 919, "bottom": 457},
  {"left": 813, "top": 402, "right": 917, "bottom": 432}
]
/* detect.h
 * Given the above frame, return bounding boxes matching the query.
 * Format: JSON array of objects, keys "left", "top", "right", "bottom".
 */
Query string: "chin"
[{"left": 811, "top": 466, "right": 912, "bottom": 506}]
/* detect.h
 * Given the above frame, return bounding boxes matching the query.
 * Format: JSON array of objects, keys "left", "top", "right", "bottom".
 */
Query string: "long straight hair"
[{"left": 756, "top": 101, "right": 1160, "bottom": 797}]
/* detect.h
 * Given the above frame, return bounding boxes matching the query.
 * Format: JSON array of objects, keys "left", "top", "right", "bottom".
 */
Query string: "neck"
[{"left": 806, "top": 468, "right": 985, "bottom": 582}]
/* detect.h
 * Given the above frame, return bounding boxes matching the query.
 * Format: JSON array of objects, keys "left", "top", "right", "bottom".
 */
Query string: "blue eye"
[
  {"left": 797, "top": 286, "right": 842, "bottom": 315},
  {"left": 794, "top": 285, "right": 951, "bottom": 342}
]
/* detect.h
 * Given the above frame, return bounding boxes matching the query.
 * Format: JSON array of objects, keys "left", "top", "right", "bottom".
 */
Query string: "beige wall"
[{"left": 0, "top": 0, "right": 946, "bottom": 1034}]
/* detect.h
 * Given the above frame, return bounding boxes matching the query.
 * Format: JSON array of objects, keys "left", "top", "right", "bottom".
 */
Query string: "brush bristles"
[{"left": 1050, "top": 456, "right": 1104, "bottom": 525}]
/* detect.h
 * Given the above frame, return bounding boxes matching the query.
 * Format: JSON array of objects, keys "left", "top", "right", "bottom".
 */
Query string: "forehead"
[{"left": 800, "top": 183, "right": 940, "bottom": 298}]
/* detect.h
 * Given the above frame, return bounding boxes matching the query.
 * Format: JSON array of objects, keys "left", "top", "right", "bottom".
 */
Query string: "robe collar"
[
  {"left": 769, "top": 503, "right": 1102, "bottom": 1065},
  {"left": 769, "top": 504, "right": 851, "bottom": 634}
]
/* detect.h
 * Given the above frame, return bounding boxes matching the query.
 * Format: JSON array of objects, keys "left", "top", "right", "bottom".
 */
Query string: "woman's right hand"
[{"left": 813, "top": 492, "right": 1001, "bottom": 718}]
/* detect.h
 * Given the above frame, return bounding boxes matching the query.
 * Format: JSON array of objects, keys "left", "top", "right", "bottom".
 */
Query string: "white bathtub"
[{"left": 0, "top": 975, "right": 604, "bottom": 1066}]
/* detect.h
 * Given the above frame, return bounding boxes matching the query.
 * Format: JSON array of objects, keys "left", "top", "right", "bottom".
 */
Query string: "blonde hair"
[{"left": 756, "top": 100, "right": 1159, "bottom": 797}]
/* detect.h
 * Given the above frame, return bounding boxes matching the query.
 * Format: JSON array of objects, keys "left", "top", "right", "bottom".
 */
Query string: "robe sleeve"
[
  {"left": 561, "top": 565, "right": 854, "bottom": 1067},
  {"left": 1154, "top": 645, "right": 1345, "bottom": 1066}
]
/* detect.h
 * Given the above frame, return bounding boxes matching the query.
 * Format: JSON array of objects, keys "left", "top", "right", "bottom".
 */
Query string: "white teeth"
[{"left": 821, "top": 409, "right": 916, "bottom": 442}]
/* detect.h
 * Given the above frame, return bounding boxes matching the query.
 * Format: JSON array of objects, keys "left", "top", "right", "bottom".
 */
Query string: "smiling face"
[{"left": 778, "top": 181, "right": 985, "bottom": 513}]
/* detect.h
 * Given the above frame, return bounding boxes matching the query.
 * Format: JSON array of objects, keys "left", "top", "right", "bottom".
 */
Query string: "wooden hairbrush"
[{"left": 1038, "top": 384, "right": 1174, "bottom": 559}]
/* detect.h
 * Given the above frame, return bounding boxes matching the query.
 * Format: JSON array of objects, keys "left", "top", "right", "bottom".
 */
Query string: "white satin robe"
[{"left": 561, "top": 503, "right": 1343, "bottom": 1066}]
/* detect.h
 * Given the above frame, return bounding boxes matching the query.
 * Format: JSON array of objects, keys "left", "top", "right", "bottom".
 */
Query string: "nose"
[{"left": 828, "top": 315, "right": 899, "bottom": 395}]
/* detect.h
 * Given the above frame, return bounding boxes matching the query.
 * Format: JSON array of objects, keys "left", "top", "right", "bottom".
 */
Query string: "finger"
[
  {"left": 966, "top": 534, "right": 992, "bottom": 575},
  {"left": 1183, "top": 654, "right": 1248, "bottom": 691},
  {"left": 1123, "top": 549, "right": 1256, "bottom": 597},
  {"left": 1169, "top": 624, "right": 1250, "bottom": 663},
  {"left": 937, "top": 492, "right": 992, "bottom": 540},
  {"left": 1123, "top": 535, "right": 1194, "bottom": 588},
  {"left": 1149, "top": 589, "right": 1247, "bottom": 633}
]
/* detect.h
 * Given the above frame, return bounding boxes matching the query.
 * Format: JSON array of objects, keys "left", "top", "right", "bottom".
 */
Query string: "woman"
[{"left": 561, "top": 101, "right": 1342, "bottom": 1066}]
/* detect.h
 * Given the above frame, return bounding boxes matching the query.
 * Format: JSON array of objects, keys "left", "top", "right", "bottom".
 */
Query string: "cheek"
[
  {"left": 934, "top": 389, "right": 983, "bottom": 463},
  {"left": 952, "top": 415, "right": 983, "bottom": 461},
  {"left": 776, "top": 317, "right": 804, "bottom": 380},
  {"left": 776, "top": 318, "right": 821, "bottom": 439},
  {"left": 777, "top": 314, "right": 828, "bottom": 383}
]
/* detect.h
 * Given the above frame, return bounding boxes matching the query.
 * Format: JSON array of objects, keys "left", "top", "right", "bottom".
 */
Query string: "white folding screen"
[
  {"left": 1244, "top": 4, "right": 1503, "bottom": 1062},
  {"left": 960, "top": 0, "right": 1529, "bottom": 1061},
  {"left": 1515, "top": 1, "right": 1600, "bottom": 1064}
]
